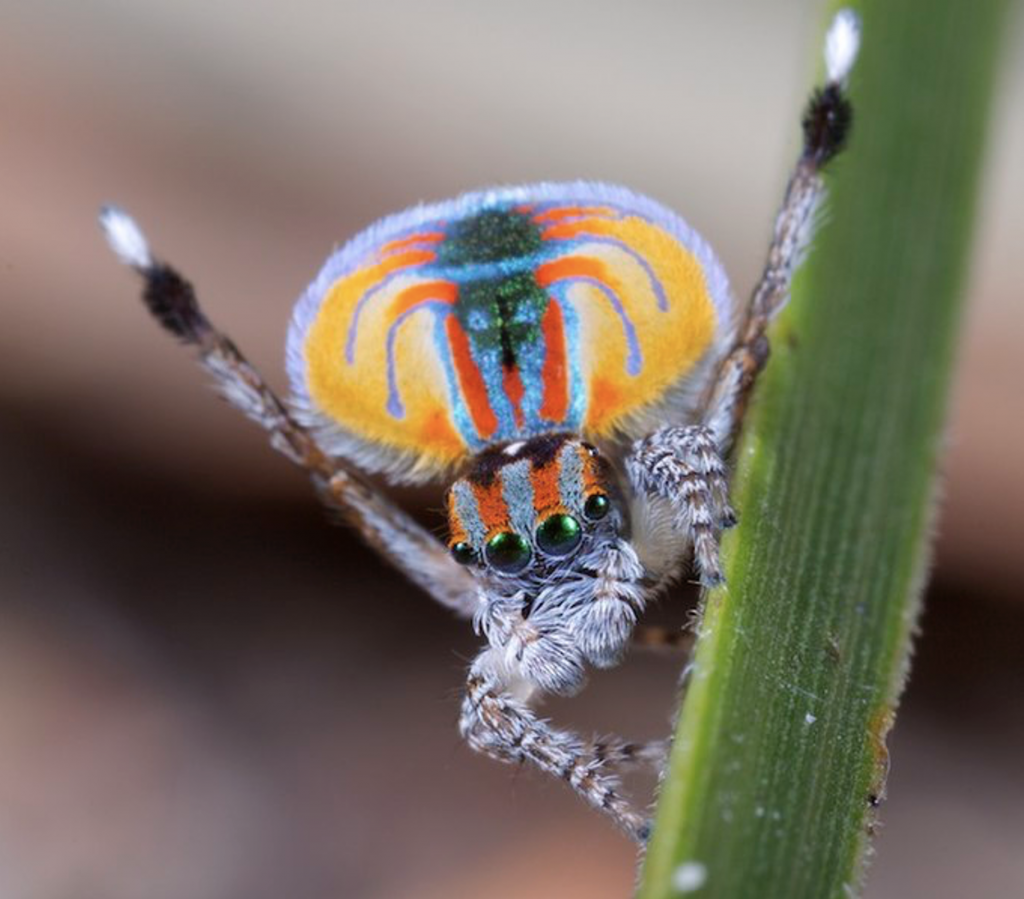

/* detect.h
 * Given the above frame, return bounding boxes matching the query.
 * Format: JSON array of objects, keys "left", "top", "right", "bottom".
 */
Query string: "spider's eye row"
[
  {"left": 584, "top": 493, "right": 610, "bottom": 520},
  {"left": 450, "top": 541, "right": 477, "bottom": 565},
  {"left": 485, "top": 531, "right": 532, "bottom": 574},
  {"left": 536, "top": 513, "right": 582, "bottom": 556}
]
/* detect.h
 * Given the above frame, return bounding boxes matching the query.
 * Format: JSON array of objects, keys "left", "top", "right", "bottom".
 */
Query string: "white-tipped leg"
[
  {"left": 627, "top": 425, "right": 734, "bottom": 586},
  {"left": 99, "top": 207, "right": 478, "bottom": 617},
  {"left": 825, "top": 9, "right": 862, "bottom": 85},
  {"left": 701, "top": 14, "right": 860, "bottom": 452},
  {"left": 99, "top": 205, "right": 153, "bottom": 269}
]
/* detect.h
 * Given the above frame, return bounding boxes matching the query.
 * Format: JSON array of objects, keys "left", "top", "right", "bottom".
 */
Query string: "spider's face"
[{"left": 446, "top": 434, "right": 622, "bottom": 584}]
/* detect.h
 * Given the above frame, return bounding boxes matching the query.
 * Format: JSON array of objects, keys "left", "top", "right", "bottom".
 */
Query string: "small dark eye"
[
  {"left": 584, "top": 493, "right": 610, "bottom": 520},
  {"left": 450, "top": 541, "right": 476, "bottom": 565},
  {"left": 536, "top": 514, "right": 582, "bottom": 556},
  {"left": 485, "top": 532, "right": 532, "bottom": 574}
]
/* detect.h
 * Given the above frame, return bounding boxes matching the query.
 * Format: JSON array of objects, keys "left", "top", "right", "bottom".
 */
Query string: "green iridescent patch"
[
  {"left": 437, "top": 208, "right": 543, "bottom": 266},
  {"left": 442, "top": 208, "right": 550, "bottom": 368},
  {"left": 455, "top": 274, "right": 548, "bottom": 366}
]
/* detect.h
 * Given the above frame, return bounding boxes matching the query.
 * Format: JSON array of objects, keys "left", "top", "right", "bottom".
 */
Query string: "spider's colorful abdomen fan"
[{"left": 287, "top": 182, "right": 734, "bottom": 482}]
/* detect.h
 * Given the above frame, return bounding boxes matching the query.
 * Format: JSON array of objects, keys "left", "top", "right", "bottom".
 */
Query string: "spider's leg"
[
  {"left": 463, "top": 541, "right": 668, "bottom": 838},
  {"left": 589, "top": 735, "right": 669, "bottom": 773},
  {"left": 704, "top": 11, "right": 859, "bottom": 450},
  {"left": 100, "top": 207, "right": 477, "bottom": 618},
  {"left": 460, "top": 649, "right": 651, "bottom": 843},
  {"left": 626, "top": 15, "right": 860, "bottom": 587},
  {"left": 626, "top": 424, "right": 734, "bottom": 586}
]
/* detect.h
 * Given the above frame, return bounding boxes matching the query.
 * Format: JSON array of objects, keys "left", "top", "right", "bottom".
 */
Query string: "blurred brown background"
[{"left": 1, "top": 1, "right": 1022, "bottom": 897}]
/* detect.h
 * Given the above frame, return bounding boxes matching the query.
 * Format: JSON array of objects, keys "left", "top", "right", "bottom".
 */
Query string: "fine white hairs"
[
  {"left": 100, "top": 205, "right": 152, "bottom": 270},
  {"left": 825, "top": 8, "right": 861, "bottom": 85}
]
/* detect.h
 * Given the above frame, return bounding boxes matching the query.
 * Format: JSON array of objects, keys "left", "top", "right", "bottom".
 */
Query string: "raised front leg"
[
  {"left": 626, "top": 424, "right": 735, "bottom": 586},
  {"left": 703, "top": 13, "right": 858, "bottom": 451},
  {"left": 100, "top": 207, "right": 478, "bottom": 618}
]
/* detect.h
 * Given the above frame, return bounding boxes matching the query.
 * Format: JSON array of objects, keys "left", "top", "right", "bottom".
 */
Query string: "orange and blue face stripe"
[
  {"left": 446, "top": 436, "right": 610, "bottom": 557},
  {"left": 287, "top": 182, "right": 733, "bottom": 480}
]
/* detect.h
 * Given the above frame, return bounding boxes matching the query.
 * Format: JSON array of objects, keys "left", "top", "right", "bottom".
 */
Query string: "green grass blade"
[{"left": 636, "top": 2, "right": 1011, "bottom": 897}]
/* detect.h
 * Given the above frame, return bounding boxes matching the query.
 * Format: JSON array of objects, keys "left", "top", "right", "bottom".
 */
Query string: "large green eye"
[
  {"left": 536, "top": 514, "right": 582, "bottom": 556},
  {"left": 485, "top": 532, "right": 532, "bottom": 574},
  {"left": 584, "top": 493, "right": 610, "bottom": 520},
  {"left": 450, "top": 541, "right": 476, "bottom": 565}
]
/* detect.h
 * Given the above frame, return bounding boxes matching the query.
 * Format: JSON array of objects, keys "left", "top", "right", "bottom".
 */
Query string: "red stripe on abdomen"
[
  {"left": 503, "top": 365, "right": 525, "bottom": 430},
  {"left": 387, "top": 281, "right": 457, "bottom": 319},
  {"left": 379, "top": 232, "right": 445, "bottom": 254},
  {"left": 445, "top": 317, "right": 498, "bottom": 441},
  {"left": 539, "top": 300, "right": 569, "bottom": 422}
]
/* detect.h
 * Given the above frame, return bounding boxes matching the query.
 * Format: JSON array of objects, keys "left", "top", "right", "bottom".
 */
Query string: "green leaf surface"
[{"left": 637, "top": 2, "right": 1010, "bottom": 897}]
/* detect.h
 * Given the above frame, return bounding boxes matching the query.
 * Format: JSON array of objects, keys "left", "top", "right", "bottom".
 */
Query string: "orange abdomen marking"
[
  {"left": 446, "top": 316, "right": 498, "bottom": 441},
  {"left": 288, "top": 183, "right": 732, "bottom": 483},
  {"left": 539, "top": 300, "right": 568, "bottom": 422}
]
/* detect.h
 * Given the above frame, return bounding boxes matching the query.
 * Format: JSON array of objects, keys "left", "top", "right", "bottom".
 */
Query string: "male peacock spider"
[{"left": 100, "top": 11, "right": 860, "bottom": 842}]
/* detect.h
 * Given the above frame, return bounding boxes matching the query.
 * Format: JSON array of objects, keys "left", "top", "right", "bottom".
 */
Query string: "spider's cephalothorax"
[
  {"left": 101, "top": 10, "right": 859, "bottom": 844},
  {"left": 447, "top": 435, "right": 641, "bottom": 692},
  {"left": 446, "top": 434, "right": 622, "bottom": 587}
]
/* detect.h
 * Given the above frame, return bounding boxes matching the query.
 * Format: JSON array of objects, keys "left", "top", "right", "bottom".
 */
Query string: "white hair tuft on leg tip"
[
  {"left": 825, "top": 8, "right": 861, "bottom": 85},
  {"left": 99, "top": 205, "right": 153, "bottom": 270}
]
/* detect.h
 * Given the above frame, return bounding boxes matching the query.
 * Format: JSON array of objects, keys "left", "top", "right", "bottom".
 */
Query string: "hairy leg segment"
[
  {"left": 626, "top": 16, "right": 857, "bottom": 593},
  {"left": 100, "top": 208, "right": 479, "bottom": 618}
]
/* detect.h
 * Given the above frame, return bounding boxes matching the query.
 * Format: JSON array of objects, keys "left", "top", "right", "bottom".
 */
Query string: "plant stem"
[{"left": 636, "top": 1, "right": 1011, "bottom": 896}]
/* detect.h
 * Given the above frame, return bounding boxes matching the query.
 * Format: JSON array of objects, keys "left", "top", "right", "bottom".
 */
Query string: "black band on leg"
[
  {"left": 141, "top": 263, "right": 211, "bottom": 344},
  {"left": 802, "top": 83, "right": 853, "bottom": 167}
]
